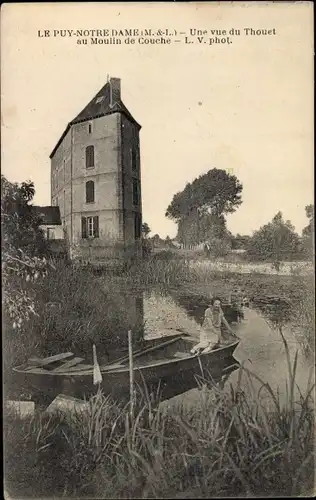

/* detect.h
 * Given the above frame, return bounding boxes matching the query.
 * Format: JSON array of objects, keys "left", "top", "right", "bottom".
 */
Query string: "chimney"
[{"left": 109, "top": 77, "right": 121, "bottom": 108}]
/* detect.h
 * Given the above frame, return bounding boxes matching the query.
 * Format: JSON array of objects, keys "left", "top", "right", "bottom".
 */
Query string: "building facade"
[
  {"left": 50, "top": 77, "right": 142, "bottom": 261},
  {"left": 31, "top": 206, "right": 63, "bottom": 240}
]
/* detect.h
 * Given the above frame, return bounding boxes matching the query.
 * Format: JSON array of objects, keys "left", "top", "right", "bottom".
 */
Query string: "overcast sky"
[{"left": 1, "top": 2, "right": 313, "bottom": 238}]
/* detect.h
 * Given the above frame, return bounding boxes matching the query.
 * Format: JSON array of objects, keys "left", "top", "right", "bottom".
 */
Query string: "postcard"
[{"left": 1, "top": 2, "right": 314, "bottom": 499}]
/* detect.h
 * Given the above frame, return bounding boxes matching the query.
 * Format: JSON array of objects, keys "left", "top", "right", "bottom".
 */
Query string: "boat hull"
[{"left": 13, "top": 340, "right": 240, "bottom": 407}]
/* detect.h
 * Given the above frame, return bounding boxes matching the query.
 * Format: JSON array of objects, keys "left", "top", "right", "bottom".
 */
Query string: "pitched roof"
[
  {"left": 31, "top": 206, "right": 61, "bottom": 225},
  {"left": 50, "top": 79, "right": 141, "bottom": 158}
]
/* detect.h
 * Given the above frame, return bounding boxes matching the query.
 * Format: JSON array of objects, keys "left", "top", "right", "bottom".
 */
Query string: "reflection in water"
[
  {"left": 172, "top": 294, "right": 209, "bottom": 325},
  {"left": 143, "top": 291, "right": 202, "bottom": 340},
  {"left": 141, "top": 291, "right": 312, "bottom": 403}
]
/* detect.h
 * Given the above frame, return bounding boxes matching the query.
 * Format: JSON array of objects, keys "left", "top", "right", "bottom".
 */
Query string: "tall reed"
[{"left": 4, "top": 330, "right": 314, "bottom": 499}]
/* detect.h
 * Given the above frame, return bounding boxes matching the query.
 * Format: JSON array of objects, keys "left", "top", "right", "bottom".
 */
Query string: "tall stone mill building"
[{"left": 50, "top": 77, "right": 142, "bottom": 261}]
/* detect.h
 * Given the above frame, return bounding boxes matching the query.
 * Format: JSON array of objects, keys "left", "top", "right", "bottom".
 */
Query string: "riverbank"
[
  {"left": 3, "top": 258, "right": 314, "bottom": 384},
  {"left": 3, "top": 257, "right": 314, "bottom": 498},
  {"left": 4, "top": 351, "right": 314, "bottom": 498}
]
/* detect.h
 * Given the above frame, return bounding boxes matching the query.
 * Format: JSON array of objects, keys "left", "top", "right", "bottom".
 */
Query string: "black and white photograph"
[{"left": 1, "top": 2, "right": 314, "bottom": 498}]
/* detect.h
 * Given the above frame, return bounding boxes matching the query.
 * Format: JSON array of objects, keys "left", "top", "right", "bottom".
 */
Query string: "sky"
[{"left": 1, "top": 2, "right": 314, "bottom": 238}]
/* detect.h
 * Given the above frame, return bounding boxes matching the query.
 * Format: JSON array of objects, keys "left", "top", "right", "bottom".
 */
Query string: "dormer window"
[{"left": 96, "top": 96, "right": 105, "bottom": 104}]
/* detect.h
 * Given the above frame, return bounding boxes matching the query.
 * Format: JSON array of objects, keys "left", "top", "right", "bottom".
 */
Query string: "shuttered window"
[
  {"left": 132, "top": 178, "right": 140, "bottom": 206},
  {"left": 131, "top": 148, "right": 137, "bottom": 171},
  {"left": 86, "top": 181, "right": 95, "bottom": 203},
  {"left": 134, "top": 212, "right": 141, "bottom": 240},
  {"left": 81, "top": 216, "right": 99, "bottom": 238},
  {"left": 86, "top": 145, "right": 95, "bottom": 169}
]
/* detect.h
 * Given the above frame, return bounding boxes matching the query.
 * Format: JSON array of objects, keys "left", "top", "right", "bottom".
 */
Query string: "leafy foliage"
[
  {"left": 1, "top": 175, "right": 47, "bottom": 256},
  {"left": 142, "top": 222, "right": 151, "bottom": 238},
  {"left": 231, "top": 234, "right": 251, "bottom": 250},
  {"left": 177, "top": 213, "right": 233, "bottom": 249},
  {"left": 302, "top": 204, "right": 314, "bottom": 258},
  {"left": 246, "top": 212, "right": 302, "bottom": 264},
  {"left": 166, "top": 168, "right": 243, "bottom": 221},
  {"left": 2, "top": 176, "right": 50, "bottom": 332},
  {"left": 166, "top": 169, "right": 242, "bottom": 248}
]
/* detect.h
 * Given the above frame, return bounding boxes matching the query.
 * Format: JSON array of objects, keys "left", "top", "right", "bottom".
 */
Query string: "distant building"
[
  {"left": 31, "top": 205, "right": 68, "bottom": 258},
  {"left": 50, "top": 77, "right": 142, "bottom": 261},
  {"left": 31, "top": 205, "right": 63, "bottom": 239}
]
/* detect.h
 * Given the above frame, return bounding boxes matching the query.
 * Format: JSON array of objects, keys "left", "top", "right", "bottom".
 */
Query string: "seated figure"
[{"left": 191, "top": 297, "right": 238, "bottom": 355}]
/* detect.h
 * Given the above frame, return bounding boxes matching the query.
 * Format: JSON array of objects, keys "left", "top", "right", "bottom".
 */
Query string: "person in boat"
[{"left": 191, "top": 297, "right": 237, "bottom": 355}]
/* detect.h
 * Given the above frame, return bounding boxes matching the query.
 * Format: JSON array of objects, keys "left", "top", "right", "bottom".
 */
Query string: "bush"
[
  {"left": 142, "top": 238, "right": 152, "bottom": 259},
  {"left": 207, "top": 238, "right": 231, "bottom": 258}
]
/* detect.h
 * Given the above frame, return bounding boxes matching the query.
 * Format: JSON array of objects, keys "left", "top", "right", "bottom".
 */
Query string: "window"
[
  {"left": 56, "top": 196, "right": 59, "bottom": 207},
  {"left": 86, "top": 145, "right": 95, "bottom": 169},
  {"left": 131, "top": 148, "right": 137, "bottom": 171},
  {"left": 96, "top": 96, "right": 105, "bottom": 104},
  {"left": 88, "top": 123, "right": 92, "bottom": 134},
  {"left": 134, "top": 213, "right": 141, "bottom": 240},
  {"left": 47, "top": 228, "right": 56, "bottom": 240},
  {"left": 86, "top": 180, "right": 95, "bottom": 203},
  {"left": 132, "top": 178, "right": 140, "bottom": 206},
  {"left": 81, "top": 216, "right": 99, "bottom": 238}
]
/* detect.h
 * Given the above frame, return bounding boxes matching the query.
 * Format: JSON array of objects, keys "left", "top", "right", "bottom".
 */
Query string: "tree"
[
  {"left": 302, "top": 204, "right": 314, "bottom": 258},
  {"left": 164, "top": 235, "right": 175, "bottom": 248},
  {"left": 141, "top": 222, "right": 151, "bottom": 238},
  {"left": 2, "top": 175, "right": 49, "bottom": 331},
  {"left": 166, "top": 168, "right": 243, "bottom": 221},
  {"left": 176, "top": 212, "right": 231, "bottom": 248},
  {"left": 246, "top": 212, "right": 301, "bottom": 266},
  {"left": 166, "top": 168, "right": 243, "bottom": 248},
  {"left": 231, "top": 233, "right": 251, "bottom": 250},
  {"left": 1, "top": 175, "right": 47, "bottom": 256}
]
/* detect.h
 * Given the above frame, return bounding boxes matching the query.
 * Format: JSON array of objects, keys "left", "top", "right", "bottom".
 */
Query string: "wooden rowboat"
[{"left": 13, "top": 333, "right": 240, "bottom": 408}]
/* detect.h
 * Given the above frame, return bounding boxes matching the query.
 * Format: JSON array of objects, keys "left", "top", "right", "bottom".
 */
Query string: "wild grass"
[
  {"left": 3, "top": 260, "right": 145, "bottom": 394},
  {"left": 123, "top": 252, "right": 193, "bottom": 286},
  {"left": 4, "top": 333, "right": 315, "bottom": 499}
]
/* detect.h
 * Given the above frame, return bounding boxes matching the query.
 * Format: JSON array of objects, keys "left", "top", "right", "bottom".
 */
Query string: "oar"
[
  {"left": 69, "top": 336, "right": 184, "bottom": 376},
  {"left": 102, "top": 332, "right": 186, "bottom": 369},
  {"left": 103, "top": 335, "right": 181, "bottom": 368}
]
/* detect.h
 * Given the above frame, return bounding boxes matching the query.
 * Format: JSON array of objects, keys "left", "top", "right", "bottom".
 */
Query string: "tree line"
[{"left": 143, "top": 168, "right": 314, "bottom": 262}]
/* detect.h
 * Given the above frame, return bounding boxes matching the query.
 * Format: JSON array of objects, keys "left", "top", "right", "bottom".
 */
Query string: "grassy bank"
[
  {"left": 3, "top": 256, "right": 314, "bottom": 497},
  {"left": 4, "top": 355, "right": 314, "bottom": 499}
]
